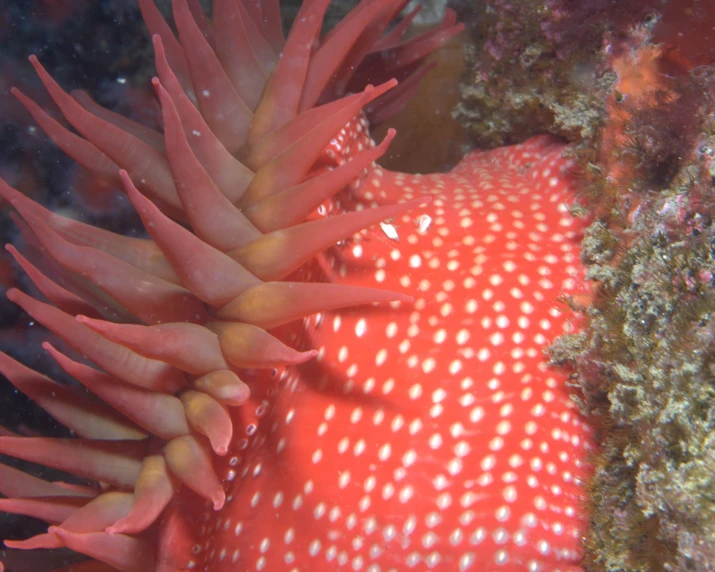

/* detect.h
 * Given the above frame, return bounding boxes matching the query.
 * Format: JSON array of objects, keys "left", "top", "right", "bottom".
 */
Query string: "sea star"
[{"left": 0, "top": 1, "right": 592, "bottom": 571}]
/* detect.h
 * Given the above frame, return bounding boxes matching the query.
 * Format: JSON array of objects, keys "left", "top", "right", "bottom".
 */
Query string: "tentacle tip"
[
  {"left": 295, "top": 349, "right": 319, "bottom": 364},
  {"left": 119, "top": 171, "right": 147, "bottom": 208},
  {"left": 119, "top": 170, "right": 139, "bottom": 197},
  {"left": 5, "top": 288, "right": 20, "bottom": 303},
  {"left": 214, "top": 445, "right": 229, "bottom": 456},
  {"left": 220, "top": 383, "right": 250, "bottom": 406},
  {"left": 231, "top": 388, "right": 251, "bottom": 406},
  {"left": 105, "top": 524, "right": 122, "bottom": 536},
  {"left": 46, "top": 526, "right": 76, "bottom": 544},
  {"left": 75, "top": 314, "right": 104, "bottom": 333},
  {"left": 382, "top": 128, "right": 397, "bottom": 145},
  {"left": 213, "top": 492, "right": 226, "bottom": 510},
  {"left": 105, "top": 518, "right": 141, "bottom": 536},
  {"left": 152, "top": 78, "right": 172, "bottom": 104}
]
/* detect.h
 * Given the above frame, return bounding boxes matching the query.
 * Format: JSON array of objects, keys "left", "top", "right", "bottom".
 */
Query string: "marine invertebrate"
[
  {"left": 211, "top": 135, "right": 593, "bottom": 572},
  {"left": 0, "top": 0, "right": 593, "bottom": 570}
]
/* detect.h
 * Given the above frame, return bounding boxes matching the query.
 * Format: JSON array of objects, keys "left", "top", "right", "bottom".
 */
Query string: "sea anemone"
[{"left": 0, "top": 1, "right": 593, "bottom": 571}]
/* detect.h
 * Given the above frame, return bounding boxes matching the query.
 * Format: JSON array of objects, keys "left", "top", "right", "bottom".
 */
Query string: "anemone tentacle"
[{"left": 0, "top": 1, "right": 462, "bottom": 570}]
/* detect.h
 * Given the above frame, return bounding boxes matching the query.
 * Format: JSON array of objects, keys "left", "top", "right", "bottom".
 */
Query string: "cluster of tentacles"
[{"left": 0, "top": 0, "right": 462, "bottom": 570}]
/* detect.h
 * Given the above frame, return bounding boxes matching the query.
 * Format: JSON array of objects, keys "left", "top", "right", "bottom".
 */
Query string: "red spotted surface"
[
  {"left": 163, "top": 136, "right": 593, "bottom": 572},
  {"left": 0, "top": 1, "right": 594, "bottom": 571}
]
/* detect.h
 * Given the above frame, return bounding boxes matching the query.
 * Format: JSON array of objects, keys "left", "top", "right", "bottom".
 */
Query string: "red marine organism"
[{"left": 0, "top": 0, "right": 593, "bottom": 570}]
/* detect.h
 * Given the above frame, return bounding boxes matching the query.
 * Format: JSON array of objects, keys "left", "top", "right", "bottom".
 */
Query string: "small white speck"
[{"left": 380, "top": 222, "right": 399, "bottom": 241}]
